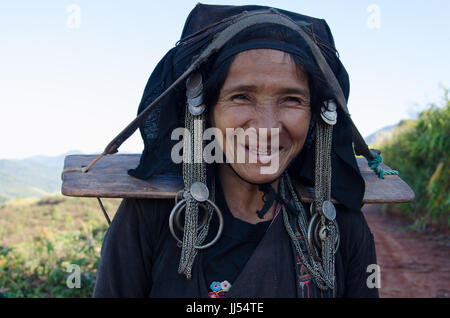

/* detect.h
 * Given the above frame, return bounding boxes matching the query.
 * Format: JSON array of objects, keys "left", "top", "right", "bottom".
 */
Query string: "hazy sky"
[{"left": 1, "top": 0, "right": 449, "bottom": 159}]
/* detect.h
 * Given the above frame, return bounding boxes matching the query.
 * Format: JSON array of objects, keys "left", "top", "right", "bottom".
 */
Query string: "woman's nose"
[{"left": 249, "top": 104, "right": 282, "bottom": 131}]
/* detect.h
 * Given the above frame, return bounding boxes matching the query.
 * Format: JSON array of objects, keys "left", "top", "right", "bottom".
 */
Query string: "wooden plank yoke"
[{"left": 61, "top": 154, "right": 415, "bottom": 204}]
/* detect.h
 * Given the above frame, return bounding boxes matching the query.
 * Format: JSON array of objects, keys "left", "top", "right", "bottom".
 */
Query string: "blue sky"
[{"left": 1, "top": 0, "right": 449, "bottom": 159}]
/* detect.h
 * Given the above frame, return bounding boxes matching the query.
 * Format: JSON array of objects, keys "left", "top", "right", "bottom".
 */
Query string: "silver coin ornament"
[
  {"left": 189, "top": 104, "right": 206, "bottom": 116},
  {"left": 190, "top": 182, "right": 209, "bottom": 202},
  {"left": 186, "top": 72, "right": 206, "bottom": 115},
  {"left": 188, "top": 94, "right": 205, "bottom": 116},
  {"left": 320, "top": 99, "right": 337, "bottom": 125},
  {"left": 187, "top": 87, "right": 203, "bottom": 99},
  {"left": 188, "top": 94, "right": 203, "bottom": 108},
  {"left": 321, "top": 200, "right": 336, "bottom": 221},
  {"left": 186, "top": 72, "right": 203, "bottom": 92}
]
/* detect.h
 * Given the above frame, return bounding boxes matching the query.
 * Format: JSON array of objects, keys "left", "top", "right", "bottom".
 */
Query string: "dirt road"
[{"left": 363, "top": 205, "right": 450, "bottom": 298}]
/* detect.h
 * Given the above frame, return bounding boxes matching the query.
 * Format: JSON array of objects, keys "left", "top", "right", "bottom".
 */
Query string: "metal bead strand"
[
  {"left": 178, "top": 103, "right": 215, "bottom": 279},
  {"left": 280, "top": 173, "right": 333, "bottom": 290}
]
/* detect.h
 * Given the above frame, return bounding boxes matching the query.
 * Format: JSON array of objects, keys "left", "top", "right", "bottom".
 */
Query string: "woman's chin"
[{"left": 230, "top": 163, "right": 283, "bottom": 184}]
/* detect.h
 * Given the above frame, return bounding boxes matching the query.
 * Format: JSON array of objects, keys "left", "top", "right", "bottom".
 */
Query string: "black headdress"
[{"left": 128, "top": 4, "right": 366, "bottom": 212}]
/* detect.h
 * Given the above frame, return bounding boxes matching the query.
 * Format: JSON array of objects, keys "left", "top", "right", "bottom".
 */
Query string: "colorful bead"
[
  {"left": 209, "top": 280, "right": 232, "bottom": 298},
  {"left": 208, "top": 291, "right": 220, "bottom": 298},
  {"left": 210, "top": 281, "right": 222, "bottom": 292},
  {"left": 220, "top": 280, "right": 231, "bottom": 292}
]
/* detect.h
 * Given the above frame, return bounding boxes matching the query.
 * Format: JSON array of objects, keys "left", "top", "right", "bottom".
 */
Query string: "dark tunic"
[{"left": 93, "top": 188, "right": 379, "bottom": 298}]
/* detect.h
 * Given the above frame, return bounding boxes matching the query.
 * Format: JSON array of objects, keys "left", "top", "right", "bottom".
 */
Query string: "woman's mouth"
[{"left": 242, "top": 144, "right": 283, "bottom": 164}]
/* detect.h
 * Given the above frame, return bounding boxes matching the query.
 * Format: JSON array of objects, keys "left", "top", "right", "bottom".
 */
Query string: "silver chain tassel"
[
  {"left": 281, "top": 100, "right": 340, "bottom": 292},
  {"left": 177, "top": 73, "right": 215, "bottom": 279}
]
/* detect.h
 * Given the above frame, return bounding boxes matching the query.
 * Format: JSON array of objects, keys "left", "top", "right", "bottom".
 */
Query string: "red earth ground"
[{"left": 362, "top": 204, "right": 450, "bottom": 298}]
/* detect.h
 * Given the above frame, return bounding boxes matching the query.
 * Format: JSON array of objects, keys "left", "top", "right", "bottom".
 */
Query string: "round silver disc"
[
  {"left": 186, "top": 72, "right": 203, "bottom": 91},
  {"left": 190, "top": 182, "right": 209, "bottom": 202},
  {"left": 187, "top": 94, "right": 203, "bottom": 108},
  {"left": 320, "top": 108, "right": 337, "bottom": 125},
  {"left": 320, "top": 100, "right": 337, "bottom": 125},
  {"left": 186, "top": 86, "right": 203, "bottom": 99},
  {"left": 321, "top": 200, "right": 336, "bottom": 221},
  {"left": 188, "top": 103, "right": 205, "bottom": 116}
]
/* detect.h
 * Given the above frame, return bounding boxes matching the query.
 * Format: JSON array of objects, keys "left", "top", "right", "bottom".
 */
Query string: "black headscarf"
[{"left": 128, "top": 3, "right": 365, "bottom": 211}]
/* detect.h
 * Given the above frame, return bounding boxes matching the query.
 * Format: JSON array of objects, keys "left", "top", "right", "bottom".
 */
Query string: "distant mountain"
[
  {"left": 365, "top": 124, "right": 398, "bottom": 146},
  {"left": 0, "top": 150, "right": 82, "bottom": 203},
  {"left": 365, "top": 120, "right": 416, "bottom": 147}
]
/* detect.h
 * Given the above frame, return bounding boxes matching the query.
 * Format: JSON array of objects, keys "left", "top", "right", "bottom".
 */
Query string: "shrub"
[{"left": 379, "top": 89, "right": 449, "bottom": 230}]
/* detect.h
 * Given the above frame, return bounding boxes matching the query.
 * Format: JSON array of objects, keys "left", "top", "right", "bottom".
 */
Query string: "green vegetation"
[
  {"left": 375, "top": 89, "right": 449, "bottom": 230},
  {"left": 0, "top": 195, "right": 121, "bottom": 297}
]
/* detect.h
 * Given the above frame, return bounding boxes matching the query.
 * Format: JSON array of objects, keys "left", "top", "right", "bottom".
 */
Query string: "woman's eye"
[
  {"left": 284, "top": 96, "right": 302, "bottom": 104},
  {"left": 231, "top": 94, "right": 249, "bottom": 101}
]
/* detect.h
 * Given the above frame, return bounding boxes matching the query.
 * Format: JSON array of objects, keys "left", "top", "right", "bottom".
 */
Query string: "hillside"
[
  {"left": 0, "top": 195, "right": 121, "bottom": 297},
  {"left": 364, "top": 123, "right": 397, "bottom": 145},
  {"left": 364, "top": 120, "right": 418, "bottom": 148},
  {"left": 0, "top": 151, "right": 81, "bottom": 203}
]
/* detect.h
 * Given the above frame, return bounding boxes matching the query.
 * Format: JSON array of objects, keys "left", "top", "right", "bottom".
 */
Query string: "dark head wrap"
[{"left": 128, "top": 3, "right": 365, "bottom": 211}]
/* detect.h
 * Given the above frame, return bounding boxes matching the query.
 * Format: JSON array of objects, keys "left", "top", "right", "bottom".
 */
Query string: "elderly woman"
[{"left": 93, "top": 4, "right": 378, "bottom": 298}]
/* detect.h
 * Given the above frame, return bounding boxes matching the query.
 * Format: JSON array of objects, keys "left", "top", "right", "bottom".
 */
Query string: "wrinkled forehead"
[{"left": 223, "top": 49, "right": 310, "bottom": 92}]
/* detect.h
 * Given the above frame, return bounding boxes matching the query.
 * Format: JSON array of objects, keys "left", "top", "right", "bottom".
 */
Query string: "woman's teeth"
[
  {"left": 248, "top": 147, "right": 271, "bottom": 155},
  {"left": 244, "top": 145, "right": 281, "bottom": 164}
]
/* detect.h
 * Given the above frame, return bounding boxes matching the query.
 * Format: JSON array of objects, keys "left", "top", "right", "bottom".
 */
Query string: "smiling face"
[{"left": 210, "top": 49, "right": 311, "bottom": 184}]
